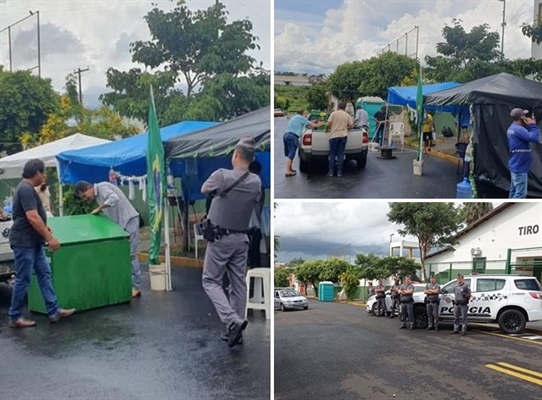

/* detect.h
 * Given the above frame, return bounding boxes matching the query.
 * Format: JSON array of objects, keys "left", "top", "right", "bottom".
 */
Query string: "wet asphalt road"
[
  {"left": 275, "top": 300, "right": 542, "bottom": 400},
  {"left": 274, "top": 117, "right": 463, "bottom": 199},
  {"left": 0, "top": 264, "right": 270, "bottom": 400}
]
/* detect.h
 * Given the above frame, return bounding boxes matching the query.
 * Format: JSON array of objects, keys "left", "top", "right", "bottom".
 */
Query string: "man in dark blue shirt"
[{"left": 507, "top": 108, "right": 540, "bottom": 198}]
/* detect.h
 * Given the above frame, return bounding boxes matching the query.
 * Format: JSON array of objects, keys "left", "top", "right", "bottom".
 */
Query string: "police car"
[{"left": 411, "top": 275, "right": 542, "bottom": 334}]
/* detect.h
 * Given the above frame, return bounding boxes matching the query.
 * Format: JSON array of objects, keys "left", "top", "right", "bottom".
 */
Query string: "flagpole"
[{"left": 164, "top": 199, "right": 172, "bottom": 291}]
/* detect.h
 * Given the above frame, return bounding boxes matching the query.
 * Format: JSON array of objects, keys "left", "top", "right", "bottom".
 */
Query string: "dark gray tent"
[
  {"left": 165, "top": 106, "right": 270, "bottom": 159},
  {"left": 425, "top": 73, "right": 542, "bottom": 198}
]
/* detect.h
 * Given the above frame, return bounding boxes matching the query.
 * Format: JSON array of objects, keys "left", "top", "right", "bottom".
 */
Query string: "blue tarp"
[
  {"left": 57, "top": 120, "right": 217, "bottom": 184},
  {"left": 387, "top": 82, "right": 470, "bottom": 127}
]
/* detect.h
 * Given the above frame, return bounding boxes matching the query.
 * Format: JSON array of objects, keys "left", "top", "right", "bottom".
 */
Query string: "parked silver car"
[{"left": 274, "top": 288, "right": 309, "bottom": 312}]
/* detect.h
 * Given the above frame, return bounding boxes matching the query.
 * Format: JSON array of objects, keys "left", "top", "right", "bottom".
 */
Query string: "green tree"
[
  {"left": 387, "top": 202, "right": 462, "bottom": 280},
  {"left": 460, "top": 202, "right": 493, "bottom": 225},
  {"left": 274, "top": 267, "right": 291, "bottom": 288},
  {"left": 357, "top": 53, "right": 419, "bottom": 98},
  {"left": 306, "top": 82, "right": 329, "bottom": 111},
  {"left": 274, "top": 95, "right": 290, "bottom": 111},
  {"left": 425, "top": 19, "right": 503, "bottom": 83},
  {"left": 522, "top": 20, "right": 542, "bottom": 45},
  {"left": 320, "top": 257, "right": 351, "bottom": 283},
  {"left": 101, "top": 1, "right": 266, "bottom": 124},
  {"left": 327, "top": 61, "right": 366, "bottom": 100},
  {"left": 295, "top": 260, "right": 324, "bottom": 296},
  {"left": 286, "top": 258, "right": 305, "bottom": 268},
  {"left": 0, "top": 68, "right": 59, "bottom": 154},
  {"left": 340, "top": 267, "right": 361, "bottom": 301}
]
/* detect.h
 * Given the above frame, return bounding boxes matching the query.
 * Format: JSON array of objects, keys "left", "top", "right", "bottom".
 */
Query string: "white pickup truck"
[{"left": 298, "top": 126, "right": 369, "bottom": 173}]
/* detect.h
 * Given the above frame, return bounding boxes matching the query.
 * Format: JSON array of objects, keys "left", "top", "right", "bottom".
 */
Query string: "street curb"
[
  {"left": 138, "top": 252, "right": 204, "bottom": 269},
  {"left": 407, "top": 144, "right": 458, "bottom": 165}
]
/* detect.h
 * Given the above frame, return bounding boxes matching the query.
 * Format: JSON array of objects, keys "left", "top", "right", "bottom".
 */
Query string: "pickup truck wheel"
[
  {"left": 299, "top": 158, "right": 310, "bottom": 173},
  {"left": 371, "top": 303, "right": 377, "bottom": 315},
  {"left": 414, "top": 305, "right": 428, "bottom": 329},
  {"left": 498, "top": 309, "right": 526, "bottom": 334},
  {"left": 356, "top": 153, "right": 367, "bottom": 170}
]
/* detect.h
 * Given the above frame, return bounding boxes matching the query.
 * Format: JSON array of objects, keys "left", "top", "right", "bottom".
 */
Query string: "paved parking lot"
[
  {"left": 0, "top": 264, "right": 270, "bottom": 400},
  {"left": 275, "top": 299, "right": 542, "bottom": 400},
  {"left": 274, "top": 117, "right": 465, "bottom": 199}
]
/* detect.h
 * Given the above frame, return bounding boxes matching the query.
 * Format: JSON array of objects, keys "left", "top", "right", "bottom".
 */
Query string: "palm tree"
[{"left": 461, "top": 202, "right": 494, "bottom": 225}]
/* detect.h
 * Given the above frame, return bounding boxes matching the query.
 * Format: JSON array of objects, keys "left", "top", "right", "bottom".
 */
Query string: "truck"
[{"left": 298, "top": 111, "right": 369, "bottom": 173}]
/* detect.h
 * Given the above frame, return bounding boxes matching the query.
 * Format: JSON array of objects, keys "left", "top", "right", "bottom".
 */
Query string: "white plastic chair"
[
  {"left": 193, "top": 223, "right": 204, "bottom": 259},
  {"left": 246, "top": 268, "right": 271, "bottom": 319},
  {"left": 388, "top": 122, "right": 405, "bottom": 151}
]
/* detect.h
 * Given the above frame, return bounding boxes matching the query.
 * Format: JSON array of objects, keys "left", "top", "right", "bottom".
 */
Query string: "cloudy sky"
[
  {"left": 274, "top": 0, "right": 538, "bottom": 74},
  {"left": 274, "top": 201, "right": 504, "bottom": 263},
  {"left": 0, "top": 0, "right": 271, "bottom": 109}
]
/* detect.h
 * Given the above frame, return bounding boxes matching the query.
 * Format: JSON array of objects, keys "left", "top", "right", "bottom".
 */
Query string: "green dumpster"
[{"left": 28, "top": 214, "right": 132, "bottom": 314}]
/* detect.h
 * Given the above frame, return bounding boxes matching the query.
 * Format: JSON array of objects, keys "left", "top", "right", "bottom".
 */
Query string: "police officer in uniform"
[
  {"left": 424, "top": 275, "right": 441, "bottom": 331},
  {"left": 452, "top": 273, "right": 471, "bottom": 336},
  {"left": 201, "top": 138, "right": 262, "bottom": 348},
  {"left": 375, "top": 278, "right": 386, "bottom": 317},
  {"left": 388, "top": 278, "right": 401, "bottom": 319},
  {"left": 399, "top": 275, "right": 415, "bottom": 330}
]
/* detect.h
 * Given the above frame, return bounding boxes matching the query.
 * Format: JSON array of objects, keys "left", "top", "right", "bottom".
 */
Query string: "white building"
[
  {"left": 425, "top": 202, "right": 542, "bottom": 283},
  {"left": 532, "top": 0, "right": 542, "bottom": 60}
]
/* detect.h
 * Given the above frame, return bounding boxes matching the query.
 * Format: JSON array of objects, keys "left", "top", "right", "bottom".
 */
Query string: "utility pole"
[
  {"left": 74, "top": 67, "right": 90, "bottom": 106},
  {"left": 499, "top": 0, "right": 507, "bottom": 59}
]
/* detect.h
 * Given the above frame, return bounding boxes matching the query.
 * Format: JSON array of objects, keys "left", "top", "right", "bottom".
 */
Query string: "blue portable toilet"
[{"left": 319, "top": 281, "right": 335, "bottom": 302}]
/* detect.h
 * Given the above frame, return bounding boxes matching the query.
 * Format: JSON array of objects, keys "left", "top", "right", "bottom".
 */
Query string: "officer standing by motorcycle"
[
  {"left": 399, "top": 275, "right": 415, "bottom": 330},
  {"left": 452, "top": 273, "right": 471, "bottom": 336},
  {"left": 388, "top": 278, "right": 401, "bottom": 319},
  {"left": 375, "top": 278, "right": 386, "bottom": 317},
  {"left": 424, "top": 275, "right": 441, "bottom": 331},
  {"left": 201, "top": 137, "right": 262, "bottom": 348}
]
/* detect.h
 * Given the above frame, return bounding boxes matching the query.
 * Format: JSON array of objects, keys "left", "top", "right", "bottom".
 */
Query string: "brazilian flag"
[{"left": 146, "top": 86, "right": 166, "bottom": 265}]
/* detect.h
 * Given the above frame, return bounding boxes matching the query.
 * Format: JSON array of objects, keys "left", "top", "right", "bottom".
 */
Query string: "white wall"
[{"left": 427, "top": 203, "right": 542, "bottom": 269}]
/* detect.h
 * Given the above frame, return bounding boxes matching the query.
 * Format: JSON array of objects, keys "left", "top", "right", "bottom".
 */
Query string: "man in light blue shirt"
[
  {"left": 75, "top": 181, "right": 141, "bottom": 298},
  {"left": 283, "top": 109, "right": 323, "bottom": 176}
]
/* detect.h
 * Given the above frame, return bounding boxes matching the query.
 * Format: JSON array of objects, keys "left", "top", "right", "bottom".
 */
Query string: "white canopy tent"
[{"left": 0, "top": 133, "right": 111, "bottom": 214}]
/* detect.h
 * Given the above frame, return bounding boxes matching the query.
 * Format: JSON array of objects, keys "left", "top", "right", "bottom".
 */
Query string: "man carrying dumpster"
[
  {"left": 75, "top": 180, "right": 141, "bottom": 298},
  {"left": 201, "top": 137, "right": 262, "bottom": 348},
  {"left": 9, "top": 159, "right": 75, "bottom": 328}
]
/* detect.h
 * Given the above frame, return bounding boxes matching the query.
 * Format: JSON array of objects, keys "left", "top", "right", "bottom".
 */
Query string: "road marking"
[
  {"left": 486, "top": 363, "right": 542, "bottom": 386},
  {"left": 497, "top": 362, "right": 542, "bottom": 379},
  {"left": 475, "top": 330, "right": 542, "bottom": 346}
]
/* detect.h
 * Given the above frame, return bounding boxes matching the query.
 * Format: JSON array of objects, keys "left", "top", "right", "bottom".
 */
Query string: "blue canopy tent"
[
  {"left": 56, "top": 120, "right": 217, "bottom": 184},
  {"left": 387, "top": 82, "right": 470, "bottom": 127}
]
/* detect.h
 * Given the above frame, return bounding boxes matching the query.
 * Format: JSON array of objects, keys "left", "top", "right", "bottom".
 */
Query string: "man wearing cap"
[
  {"left": 375, "top": 278, "right": 386, "bottom": 317},
  {"left": 507, "top": 108, "right": 540, "bottom": 198},
  {"left": 388, "top": 277, "right": 401, "bottom": 319},
  {"left": 8, "top": 159, "right": 75, "bottom": 328},
  {"left": 398, "top": 275, "right": 415, "bottom": 330},
  {"left": 424, "top": 275, "right": 441, "bottom": 331},
  {"left": 201, "top": 137, "right": 262, "bottom": 348},
  {"left": 283, "top": 109, "right": 324, "bottom": 177},
  {"left": 452, "top": 273, "right": 471, "bottom": 336}
]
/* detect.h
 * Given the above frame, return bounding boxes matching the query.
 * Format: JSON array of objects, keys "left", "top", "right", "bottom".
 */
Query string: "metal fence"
[{"left": 427, "top": 260, "right": 507, "bottom": 284}]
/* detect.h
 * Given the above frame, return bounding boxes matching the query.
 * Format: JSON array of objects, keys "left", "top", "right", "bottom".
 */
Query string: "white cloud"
[
  {"left": 1, "top": 0, "right": 270, "bottom": 109},
  {"left": 274, "top": 0, "right": 534, "bottom": 74}
]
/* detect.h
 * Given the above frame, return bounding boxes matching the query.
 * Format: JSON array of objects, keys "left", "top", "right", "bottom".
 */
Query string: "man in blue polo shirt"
[
  {"left": 507, "top": 108, "right": 540, "bottom": 198},
  {"left": 283, "top": 109, "right": 323, "bottom": 177}
]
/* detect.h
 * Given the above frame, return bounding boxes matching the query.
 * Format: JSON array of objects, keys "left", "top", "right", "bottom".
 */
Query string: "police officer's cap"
[
  {"left": 405, "top": 274, "right": 411, "bottom": 279},
  {"left": 457, "top": 273, "right": 464, "bottom": 278}
]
